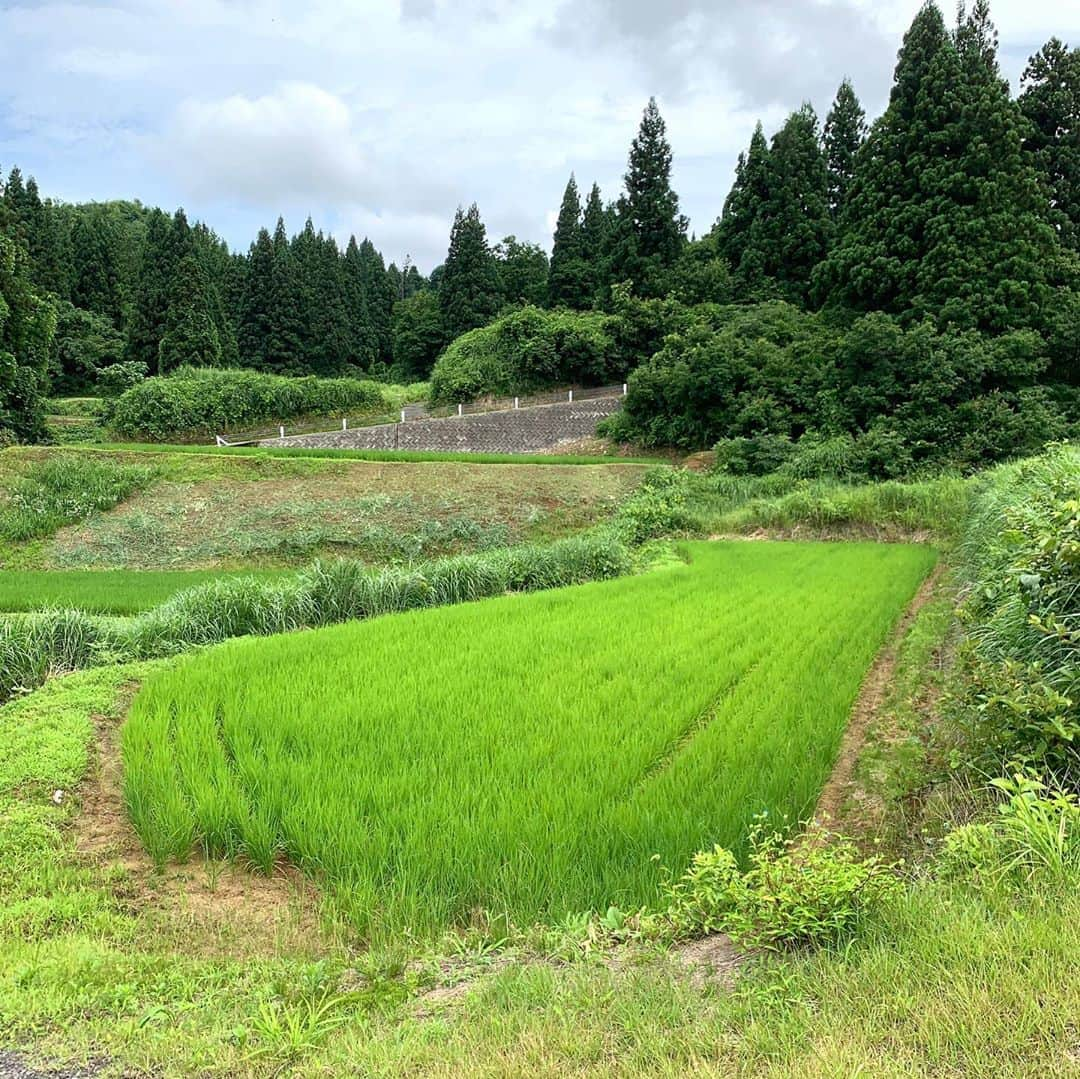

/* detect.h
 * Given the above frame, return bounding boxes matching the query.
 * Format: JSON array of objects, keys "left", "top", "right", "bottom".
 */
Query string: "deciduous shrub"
[
  {"left": 653, "top": 825, "right": 899, "bottom": 951},
  {"left": 107, "top": 367, "right": 423, "bottom": 440},
  {"left": 429, "top": 306, "right": 620, "bottom": 404}
]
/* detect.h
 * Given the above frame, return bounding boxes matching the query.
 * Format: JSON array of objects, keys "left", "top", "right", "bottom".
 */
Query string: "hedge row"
[{"left": 108, "top": 367, "right": 428, "bottom": 440}]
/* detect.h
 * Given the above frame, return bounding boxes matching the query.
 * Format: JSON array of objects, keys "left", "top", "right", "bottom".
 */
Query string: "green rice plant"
[
  {"left": 0, "top": 568, "right": 296, "bottom": 615},
  {"left": 0, "top": 455, "right": 155, "bottom": 541},
  {"left": 122, "top": 540, "right": 936, "bottom": 940}
]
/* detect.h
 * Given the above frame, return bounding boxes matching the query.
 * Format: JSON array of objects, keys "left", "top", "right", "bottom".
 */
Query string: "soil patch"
[
  {"left": 75, "top": 687, "right": 323, "bottom": 957},
  {"left": 811, "top": 561, "right": 946, "bottom": 834}
]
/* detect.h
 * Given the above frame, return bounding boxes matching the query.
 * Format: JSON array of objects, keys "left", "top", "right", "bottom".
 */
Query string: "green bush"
[
  {"left": 0, "top": 455, "right": 155, "bottom": 541},
  {"left": 107, "top": 367, "right": 424, "bottom": 440},
  {"left": 957, "top": 444, "right": 1080, "bottom": 783},
  {"left": 612, "top": 468, "right": 693, "bottom": 544},
  {"left": 939, "top": 773, "right": 1080, "bottom": 884},
  {"left": 429, "top": 306, "right": 620, "bottom": 404},
  {"left": 653, "top": 825, "right": 899, "bottom": 951}
]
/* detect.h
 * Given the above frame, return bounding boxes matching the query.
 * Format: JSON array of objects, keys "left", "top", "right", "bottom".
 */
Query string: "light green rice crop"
[{"left": 123, "top": 539, "right": 936, "bottom": 939}]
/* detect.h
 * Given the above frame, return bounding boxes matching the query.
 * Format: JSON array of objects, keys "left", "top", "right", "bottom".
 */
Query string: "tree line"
[{"left": 1, "top": 0, "right": 1079, "bottom": 456}]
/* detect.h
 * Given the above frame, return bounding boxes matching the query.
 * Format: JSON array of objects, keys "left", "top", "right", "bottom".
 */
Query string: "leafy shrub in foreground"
[
  {"left": 939, "top": 772, "right": 1080, "bottom": 885},
  {"left": 652, "top": 824, "right": 899, "bottom": 951}
]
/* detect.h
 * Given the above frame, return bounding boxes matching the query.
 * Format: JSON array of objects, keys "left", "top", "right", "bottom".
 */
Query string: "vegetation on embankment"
[
  {"left": 0, "top": 568, "right": 296, "bottom": 614},
  {"left": 0, "top": 446, "right": 648, "bottom": 571},
  {"left": 106, "top": 367, "right": 429, "bottom": 441}
]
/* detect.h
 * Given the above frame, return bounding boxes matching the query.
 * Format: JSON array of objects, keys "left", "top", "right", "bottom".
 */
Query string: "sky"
[{"left": 1, "top": 0, "right": 1078, "bottom": 272}]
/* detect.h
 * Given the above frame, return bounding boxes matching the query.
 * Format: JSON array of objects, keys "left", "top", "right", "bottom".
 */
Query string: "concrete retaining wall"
[{"left": 259, "top": 395, "right": 623, "bottom": 454}]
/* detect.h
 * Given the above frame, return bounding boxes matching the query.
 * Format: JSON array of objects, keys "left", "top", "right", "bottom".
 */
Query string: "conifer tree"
[
  {"left": 609, "top": 98, "right": 687, "bottom": 296},
  {"left": 358, "top": 238, "right": 397, "bottom": 369},
  {"left": 266, "top": 217, "right": 303, "bottom": 373},
  {"left": 745, "top": 105, "right": 832, "bottom": 302},
  {"left": 238, "top": 227, "right": 274, "bottom": 368},
  {"left": 580, "top": 182, "right": 610, "bottom": 302},
  {"left": 157, "top": 254, "right": 221, "bottom": 372},
  {"left": 714, "top": 123, "right": 770, "bottom": 277},
  {"left": 343, "top": 236, "right": 377, "bottom": 368},
  {"left": 439, "top": 204, "right": 501, "bottom": 341},
  {"left": 814, "top": 0, "right": 1064, "bottom": 338},
  {"left": 70, "top": 214, "right": 122, "bottom": 325},
  {"left": 823, "top": 79, "right": 867, "bottom": 216},
  {"left": 548, "top": 175, "right": 589, "bottom": 307},
  {"left": 1020, "top": 37, "right": 1080, "bottom": 247}
]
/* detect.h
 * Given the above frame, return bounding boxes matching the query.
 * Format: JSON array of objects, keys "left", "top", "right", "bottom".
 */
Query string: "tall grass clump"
[
  {"left": 0, "top": 533, "right": 633, "bottom": 703},
  {"left": 952, "top": 443, "right": 1080, "bottom": 784},
  {"left": 0, "top": 455, "right": 155, "bottom": 541},
  {"left": 122, "top": 540, "right": 936, "bottom": 938},
  {"left": 107, "top": 367, "right": 428, "bottom": 441}
]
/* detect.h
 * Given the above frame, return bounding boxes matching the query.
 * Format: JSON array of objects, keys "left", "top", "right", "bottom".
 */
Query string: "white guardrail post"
[
  {"left": 622, "top": 383, "right": 628, "bottom": 395},
  {"left": 279, "top": 425, "right": 285, "bottom": 439}
]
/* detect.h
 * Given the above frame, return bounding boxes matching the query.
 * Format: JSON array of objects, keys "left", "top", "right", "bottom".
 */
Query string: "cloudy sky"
[{"left": 1, "top": 0, "right": 1078, "bottom": 271}]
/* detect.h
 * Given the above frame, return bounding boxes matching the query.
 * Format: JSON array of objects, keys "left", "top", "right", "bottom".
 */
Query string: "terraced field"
[{"left": 123, "top": 540, "right": 937, "bottom": 938}]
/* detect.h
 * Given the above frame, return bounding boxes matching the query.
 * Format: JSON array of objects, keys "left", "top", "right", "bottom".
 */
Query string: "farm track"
[{"left": 811, "top": 560, "right": 946, "bottom": 833}]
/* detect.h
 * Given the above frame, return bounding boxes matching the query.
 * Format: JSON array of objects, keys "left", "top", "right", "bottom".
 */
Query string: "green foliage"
[
  {"left": 619, "top": 302, "right": 1074, "bottom": 471},
  {"left": 120, "top": 540, "right": 932, "bottom": 936},
  {"left": 611, "top": 467, "right": 691, "bottom": 544},
  {"left": 956, "top": 444, "right": 1080, "bottom": 781},
  {"left": 390, "top": 291, "right": 443, "bottom": 381},
  {"left": 940, "top": 772, "right": 1080, "bottom": 883},
  {"left": 0, "top": 454, "right": 153, "bottom": 541},
  {"left": 1020, "top": 37, "right": 1080, "bottom": 250},
  {"left": 0, "top": 232, "right": 55, "bottom": 443},
  {"left": 655, "top": 826, "right": 900, "bottom": 951},
  {"left": 608, "top": 98, "right": 687, "bottom": 298},
  {"left": 48, "top": 301, "right": 124, "bottom": 393},
  {"left": 548, "top": 175, "right": 591, "bottom": 309},
  {"left": 494, "top": 235, "right": 548, "bottom": 307},
  {"left": 814, "top": 2, "right": 1070, "bottom": 340},
  {"left": 95, "top": 360, "right": 147, "bottom": 398},
  {"left": 429, "top": 305, "right": 619, "bottom": 403},
  {"left": 823, "top": 78, "right": 868, "bottom": 216},
  {"left": 156, "top": 254, "right": 221, "bottom": 373},
  {"left": 107, "top": 367, "right": 404, "bottom": 439}
]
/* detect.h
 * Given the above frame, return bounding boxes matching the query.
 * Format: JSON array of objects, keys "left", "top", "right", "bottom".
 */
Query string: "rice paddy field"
[
  {"left": 123, "top": 539, "right": 937, "bottom": 939},
  {"left": 0, "top": 568, "right": 296, "bottom": 614}
]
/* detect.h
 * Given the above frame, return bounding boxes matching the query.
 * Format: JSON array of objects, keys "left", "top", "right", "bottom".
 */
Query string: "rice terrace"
[{"left": 2, "top": 1, "right": 1080, "bottom": 1076}]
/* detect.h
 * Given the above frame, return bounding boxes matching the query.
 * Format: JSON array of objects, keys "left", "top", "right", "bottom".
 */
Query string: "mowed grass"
[
  {"left": 123, "top": 540, "right": 936, "bottom": 939},
  {"left": 0, "top": 568, "right": 295, "bottom": 614}
]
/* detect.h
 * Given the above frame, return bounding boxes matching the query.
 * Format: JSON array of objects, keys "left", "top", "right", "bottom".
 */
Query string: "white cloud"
[{"left": 169, "top": 83, "right": 372, "bottom": 203}]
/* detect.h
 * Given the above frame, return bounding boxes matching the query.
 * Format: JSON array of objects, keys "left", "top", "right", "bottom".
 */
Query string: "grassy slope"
[
  {"left": 1, "top": 597, "right": 1077, "bottom": 1077},
  {"left": 0, "top": 568, "right": 296, "bottom": 614},
  {"left": 123, "top": 541, "right": 935, "bottom": 937},
  {"left": 0, "top": 447, "right": 648, "bottom": 571}
]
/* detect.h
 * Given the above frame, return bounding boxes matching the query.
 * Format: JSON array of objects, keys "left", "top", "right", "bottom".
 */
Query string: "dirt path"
[{"left": 811, "top": 561, "right": 946, "bottom": 833}]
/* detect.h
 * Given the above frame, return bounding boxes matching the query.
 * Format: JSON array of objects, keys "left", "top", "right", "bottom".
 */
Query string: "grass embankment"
[
  {"left": 0, "top": 446, "right": 648, "bottom": 570},
  {"left": 123, "top": 540, "right": 936, "bottom": 938},
  {"left": 0, "top": 569, "right": 296, "bottom": 614}
]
